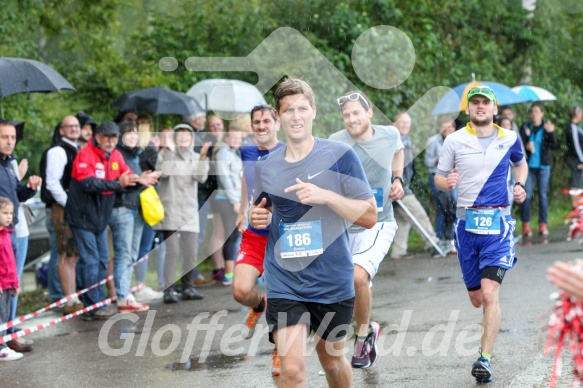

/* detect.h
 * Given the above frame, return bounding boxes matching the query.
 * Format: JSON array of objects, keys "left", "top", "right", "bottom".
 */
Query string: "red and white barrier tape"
[
  {"left": 0, "top": 275, "right": 113, "bottom": 333},
  {"left": 0, "top": 254, "right": 150, "bottom": 332},
  {"left": 0, "top": 285, "right": 140, "bottom": 345}
]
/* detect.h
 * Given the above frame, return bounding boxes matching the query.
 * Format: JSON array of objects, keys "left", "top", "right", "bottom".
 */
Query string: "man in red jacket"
[{"left": 66, "top": 121, "right": 157, "bottom": 320}]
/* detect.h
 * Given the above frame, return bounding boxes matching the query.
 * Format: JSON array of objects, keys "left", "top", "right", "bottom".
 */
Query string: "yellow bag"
[{"left": 140, "top": 186, "right": 164, "bottom": 226}]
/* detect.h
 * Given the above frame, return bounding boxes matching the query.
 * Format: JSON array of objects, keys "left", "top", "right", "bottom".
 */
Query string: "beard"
[
  {"left": 470, "top": 114, "right": 493, "bottom": 127},
  {"left": 347, "top": 120, "right": 371, "bottom": 139}
]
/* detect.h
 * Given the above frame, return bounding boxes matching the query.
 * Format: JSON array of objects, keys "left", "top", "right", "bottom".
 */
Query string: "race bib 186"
[{"left": 279, "top": 220, "right": 324, "bottom": 258}]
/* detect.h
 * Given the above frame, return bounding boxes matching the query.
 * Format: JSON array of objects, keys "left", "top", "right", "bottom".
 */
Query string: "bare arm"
[
  {"left": 434, "top": 168, "right": 458, "bottom": 191},
  {"left": 236, "top": 171, "right": 249, "bottom": 231},
  {"left": 326, "top": 194, "right": 378, "bottom": 229},
  {"left": 390, "top": 149, "right": 404, "bottom": 200},
  {"left": 512, "top": 162, "right": 528, "bottom": 204}
]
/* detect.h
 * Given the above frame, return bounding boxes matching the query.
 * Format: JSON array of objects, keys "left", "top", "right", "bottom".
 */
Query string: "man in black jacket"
[
  {"left": 0, "top": 119, "right": 40, "bottom": 352},
  {"left": 66, "top": 122, "right": 157, "bottom": 320}
]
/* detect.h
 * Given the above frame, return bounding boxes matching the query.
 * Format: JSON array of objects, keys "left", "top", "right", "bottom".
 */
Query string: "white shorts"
[{"left": 349, "top": 221, "right": 398, "bottom": 282}]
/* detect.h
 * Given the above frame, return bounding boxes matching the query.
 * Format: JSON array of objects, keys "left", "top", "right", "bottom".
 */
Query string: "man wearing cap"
[
  {"left": 435, "top": 86, "right": 528, "bottom": 383},
  {"left": 44, "top": 116, "right": 83, "bottom": 315},
  {"left": 66, "top": 121, "right": 158, "bottom": 320}
]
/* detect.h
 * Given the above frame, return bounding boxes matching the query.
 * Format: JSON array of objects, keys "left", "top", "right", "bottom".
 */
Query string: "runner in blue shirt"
[
  {"left": 435, "top": 86, "right": 528, "bottom": 383},
  {"left": 250, "top": 78, "right": 377, "bottom": 387}
]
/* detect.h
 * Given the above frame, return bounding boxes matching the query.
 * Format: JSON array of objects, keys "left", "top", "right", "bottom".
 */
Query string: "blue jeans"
[
  {"left": 71, "top": 227, "right": 109, "bottom": 309},
  {"left": 46, "top": 209, "right": 62, "bottom": 301},
  {"left": 8, "top": 234, "right": 27, "bottom": 333},
  {"left": 126, "top": 212, "right": 145, "bottom": 289},
  {"left": 134, "top": 222, "right": 156, "bottom": 285},
  {"left": 521, "top": 168, "right": 551, "bottom": 224},
  {"left": 108, "top": 207, "right": 136, "bottom": 300},
  {"left": 152, "top": 232, "right": 166, "bottom": 289}
]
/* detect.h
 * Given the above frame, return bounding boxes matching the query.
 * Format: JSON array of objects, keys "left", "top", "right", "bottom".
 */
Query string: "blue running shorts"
[{"left": 454, "top": 215, "right": 517, "bottom": 290}]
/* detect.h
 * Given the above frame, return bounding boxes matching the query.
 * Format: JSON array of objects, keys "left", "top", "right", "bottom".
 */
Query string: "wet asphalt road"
[{"left": 4, "top": 233, "right": 583, "bottom": 387}]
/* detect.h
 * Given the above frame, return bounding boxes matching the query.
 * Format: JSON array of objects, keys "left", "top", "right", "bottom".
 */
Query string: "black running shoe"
[{"left": 471, "top": 356, "right": 492, "bottom": 383}]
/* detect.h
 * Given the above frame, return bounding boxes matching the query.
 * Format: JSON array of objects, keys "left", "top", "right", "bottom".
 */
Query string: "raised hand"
[
  {"left": 18, "top": 158, "right": 28, "bottom": 180},
  {"left": 250, "top": 197, "right": 271, "bottom": 229}
]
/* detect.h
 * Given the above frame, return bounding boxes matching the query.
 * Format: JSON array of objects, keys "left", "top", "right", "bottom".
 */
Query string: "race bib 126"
[{"left": 465, "top": 208, "right": 501, "bottom": 235}]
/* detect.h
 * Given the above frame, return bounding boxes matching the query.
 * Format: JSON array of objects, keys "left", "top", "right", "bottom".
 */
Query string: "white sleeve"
[
  {"left": 436, "top": 136, "right": 455, "bottom": 173},
  {"left": 46, "top": 147, "right": 69, "bottom": 207}
]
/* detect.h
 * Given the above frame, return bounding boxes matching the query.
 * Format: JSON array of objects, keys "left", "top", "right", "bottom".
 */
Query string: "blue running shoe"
[{"left": 471, "top": 356, "right": 492, "bottom": 383}]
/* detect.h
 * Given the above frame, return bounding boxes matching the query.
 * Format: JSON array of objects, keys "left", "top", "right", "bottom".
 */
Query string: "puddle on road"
[{"left": 167, "top": 350, "right": 271, "bottom": 371}]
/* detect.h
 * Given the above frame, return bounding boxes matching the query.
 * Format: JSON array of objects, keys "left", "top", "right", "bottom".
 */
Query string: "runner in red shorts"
[{"left": 232, "top": 104, "right": 283, "bottom": 376}]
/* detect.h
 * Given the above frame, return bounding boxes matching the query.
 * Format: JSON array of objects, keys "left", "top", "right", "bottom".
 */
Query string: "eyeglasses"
[{"left": 337, "top": 93, "right": 370, "bottom": 109}]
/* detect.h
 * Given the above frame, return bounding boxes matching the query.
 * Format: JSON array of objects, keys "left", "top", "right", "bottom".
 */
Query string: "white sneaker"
[
  {"left": 133, "top": 287, "right": 163, "bottom": 303},
  {"left": 0, "top": 347, "right": 23, "bottom": 361}
]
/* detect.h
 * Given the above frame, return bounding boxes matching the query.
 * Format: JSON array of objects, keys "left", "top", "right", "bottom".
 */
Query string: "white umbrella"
[
  {"left": 511, "top": 85, "right": 557, "bottom": 102},
  {"left": 186, "top": 79, "right": 267, "bottom": 118}
]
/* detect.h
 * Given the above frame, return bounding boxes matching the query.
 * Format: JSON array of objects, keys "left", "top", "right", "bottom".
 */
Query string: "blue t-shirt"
[
  {"left": 527, "top": 123, "right": 550, "bottom": 170},
  {"left": 254, "top": 138, "right": 373, "bottom": 303},
  {"left": 241, "top": 142, "right": 285, "bottom": 237}
]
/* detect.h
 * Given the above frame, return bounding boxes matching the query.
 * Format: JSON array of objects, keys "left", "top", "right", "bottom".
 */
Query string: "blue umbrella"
[
  {"left": 431, "top": 81, "right": 529, "bottom": 115},
  {"left": 511, "top": 85, "right": 557, "bottom": 102}
]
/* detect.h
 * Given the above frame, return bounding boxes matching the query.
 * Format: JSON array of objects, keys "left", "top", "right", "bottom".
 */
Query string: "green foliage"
[{"left": 0, "top": 0, "right": 580, "bottom": 204}]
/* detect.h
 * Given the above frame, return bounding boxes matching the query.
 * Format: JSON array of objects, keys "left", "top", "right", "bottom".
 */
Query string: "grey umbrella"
[
  {"left": 186, "top": 79, "right": 267, "bottom": 118},
  {"left": 0, "top": 57, "right": 76, "bottom": 117},
  {"left": 111, "top": 87, "right": 204, "bottom": 116}
]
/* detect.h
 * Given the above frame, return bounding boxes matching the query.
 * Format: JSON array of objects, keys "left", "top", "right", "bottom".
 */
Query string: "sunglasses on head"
[
  {"left": 336, "top": 93, "right": 370, "bottom": 109},
  {"left": 468, "top": 86, "right": 495, "bottom": 95}
]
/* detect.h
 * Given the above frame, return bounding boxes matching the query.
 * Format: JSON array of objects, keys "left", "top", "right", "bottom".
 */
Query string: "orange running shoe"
[
  {"left": 272, "top": 349, "right": 281, "bottom": 377},
  {"left": 241, "top": 294, "right": 266, "bottom": 339}
]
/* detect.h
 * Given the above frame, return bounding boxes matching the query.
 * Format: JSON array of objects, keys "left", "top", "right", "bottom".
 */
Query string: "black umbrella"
[
  {"left": 0, "top": 57, "right": 76, "bottom": 117},
  {"left": 111, "top": 87, "right": 204, "bottom": 116}
]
